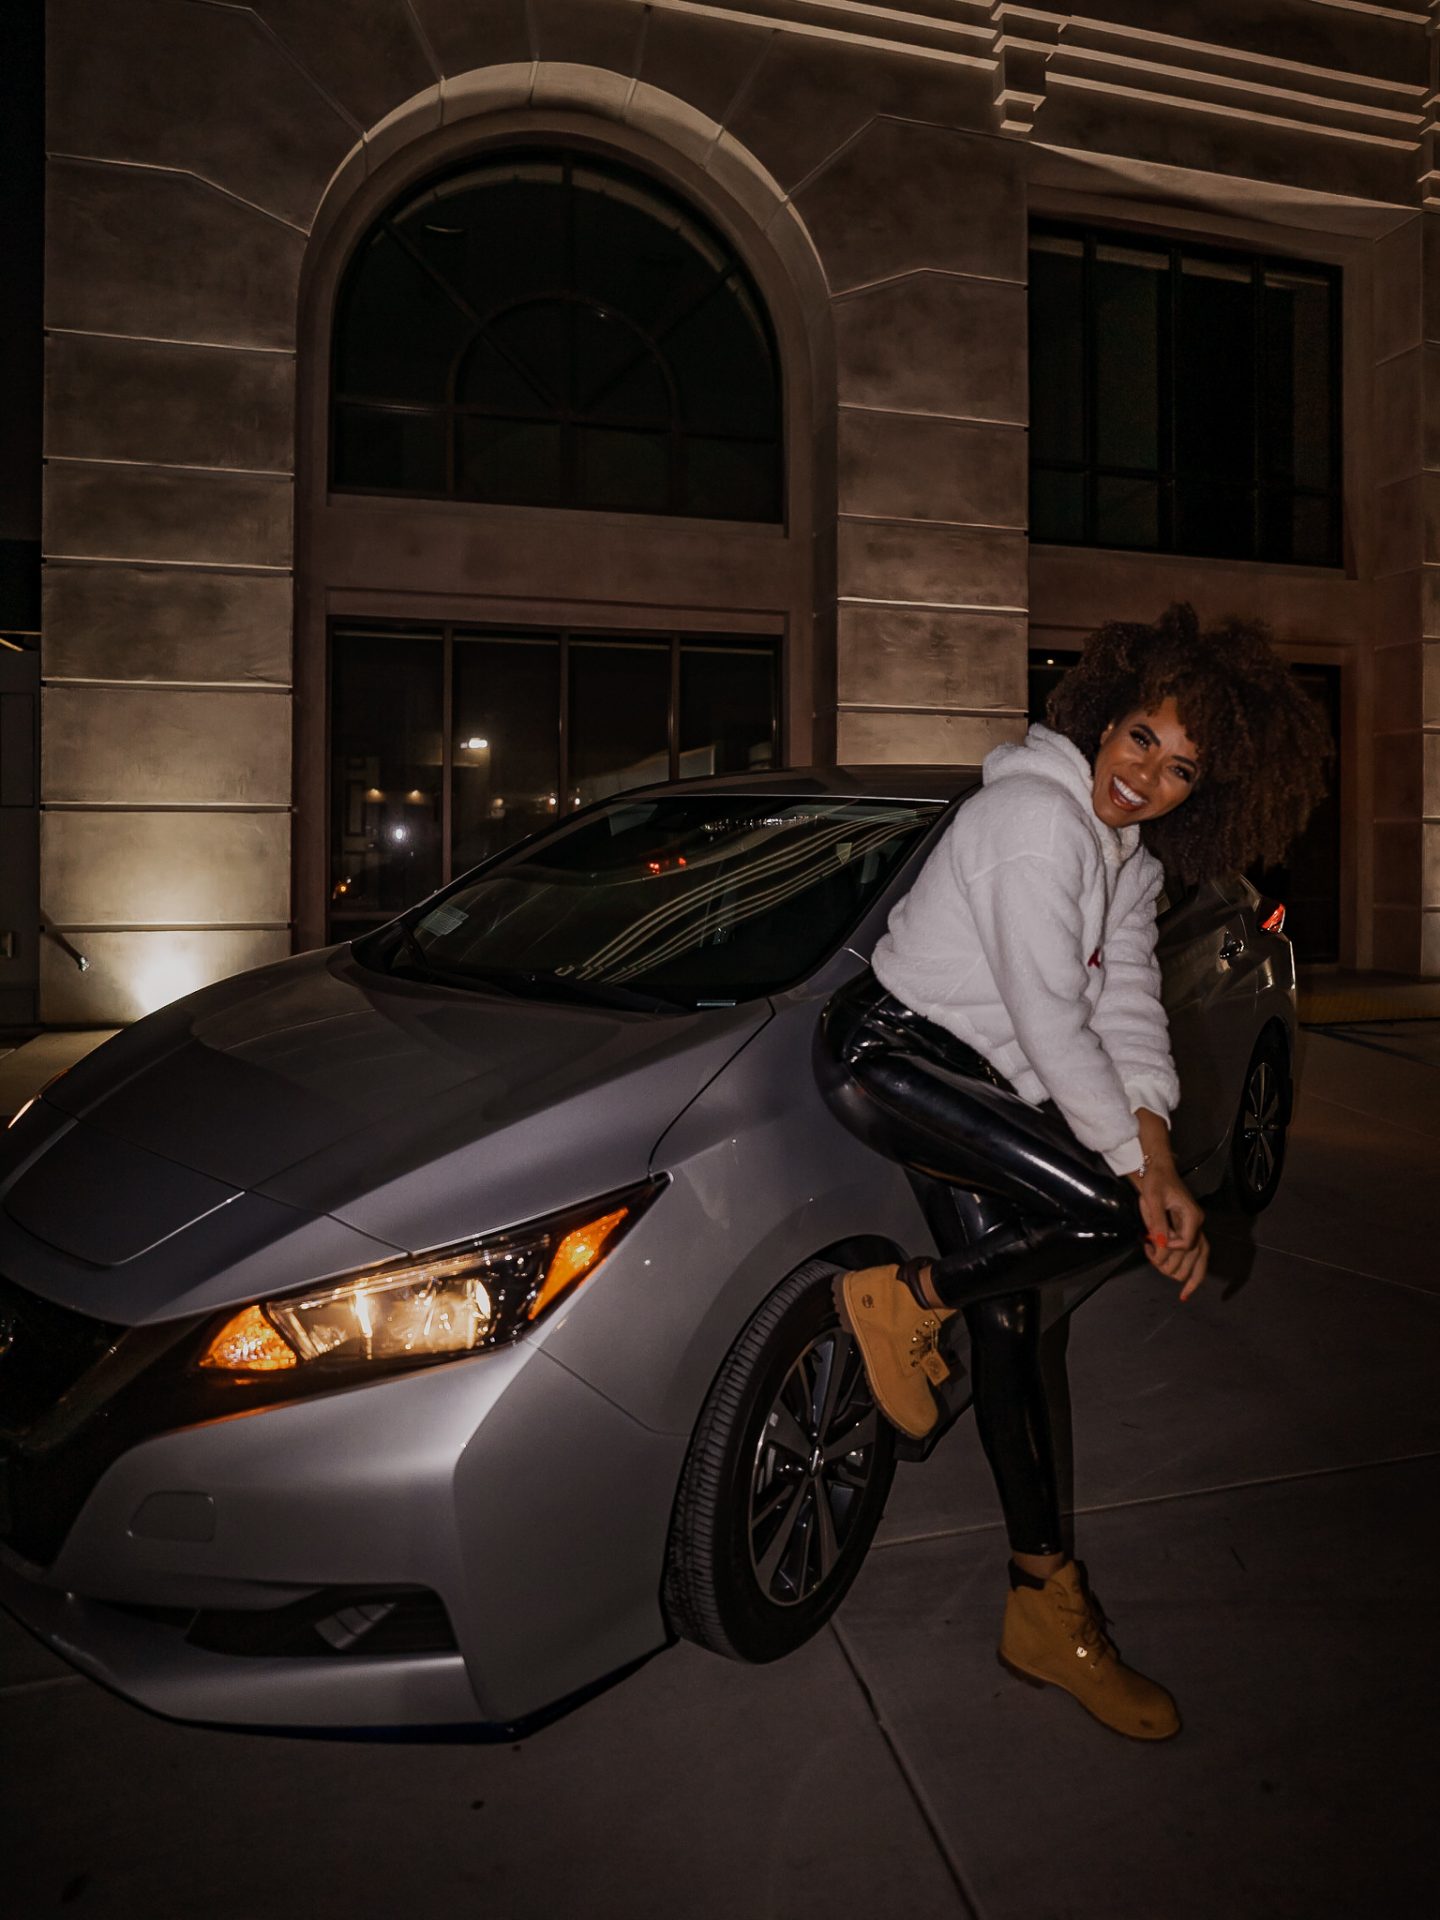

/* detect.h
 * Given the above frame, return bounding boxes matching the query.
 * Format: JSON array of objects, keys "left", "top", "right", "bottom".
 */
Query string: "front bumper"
[{"left": 1, "top": 1329, "right": 687, "bottom": 1731}]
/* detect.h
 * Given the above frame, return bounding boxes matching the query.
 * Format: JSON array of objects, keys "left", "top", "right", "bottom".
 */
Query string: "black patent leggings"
[{"left": 816, "top": 972, "right": 1145, "bottom": 1556}]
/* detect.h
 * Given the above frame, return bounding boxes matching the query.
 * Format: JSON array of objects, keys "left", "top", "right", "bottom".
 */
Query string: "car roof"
[{"left": 624, "top": 764, "right": 983, "bottom": 804}]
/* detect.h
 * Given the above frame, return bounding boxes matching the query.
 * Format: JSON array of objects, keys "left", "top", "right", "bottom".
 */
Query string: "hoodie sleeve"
[
  {"left": 959, "top": 840, "right": 1147, "bottom": 1173},
  {"left": 1089, "top": 858, "right": 1180, "bottom": 1127}
]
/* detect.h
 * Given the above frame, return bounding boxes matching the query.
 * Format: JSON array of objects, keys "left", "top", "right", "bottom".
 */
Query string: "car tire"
[
  {"left": 1223, "top": 1031, "right": 1290, "bottom": 1213},
  {"left": 663, "top": 1257, "right": 897, "bottom": 1663}
]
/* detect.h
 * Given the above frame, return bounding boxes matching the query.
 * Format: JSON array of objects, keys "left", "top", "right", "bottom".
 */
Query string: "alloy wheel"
[
  {"left": 1238, "top": 1057, "right": 1283, "bottom": 1197},
  {"left": 747, "top": 1325, "right": 881, "bottom": 1607}
]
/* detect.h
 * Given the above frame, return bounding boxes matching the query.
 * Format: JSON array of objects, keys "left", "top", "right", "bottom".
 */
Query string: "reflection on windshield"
[{"left": 363, "top": 796, "right": 942, "bottom": 1007}]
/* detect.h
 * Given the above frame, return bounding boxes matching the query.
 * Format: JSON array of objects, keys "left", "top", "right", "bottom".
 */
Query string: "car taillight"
[{"left": 1260, "top": 902, "right": 1286, "bottom": 934}]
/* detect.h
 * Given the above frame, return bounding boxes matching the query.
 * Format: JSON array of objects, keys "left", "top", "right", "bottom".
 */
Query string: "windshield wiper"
[{"left": 500, "top": 970, "right": 685, "bottom": 1015}]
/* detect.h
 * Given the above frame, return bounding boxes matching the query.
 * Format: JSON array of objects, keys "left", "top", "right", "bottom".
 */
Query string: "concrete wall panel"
[
  {"left": 1373, "top": 347, "right": 1422, "bottom": 489},
  {"left": 837, "top": 707, "right": 1022, "bottom": 766},
  {"left": 834, "top": 275, "right": 1027, "bottom": 422},
  {"left": 838, "top": 410, "right": 1026, "bottom": 528},
  {"left": 1372, "top": 730, "right": 1422, "bottom": 820},
  {"left": 839, "top": 522, "right": 1026, "bottom": 612},
  {"left": 252, "top": 0, "right": 437, "bottom": 131},
  {"left": 532, "top": 0, "right": 644, "bottom": 73},
  {"left": 40, "top": 929, "right": 291, "bottom": 1027},
  {"left": 43, "top": 565, "right": 292, "bottom": 687},
  {"left": 43, "top": 688, "right": 291, "bottom": 807},
  {"left": 795, "top": 121, "right": 1024, "bottom": 294},
  {"left": 1373, "top": 642, "right": 1423, "bottom": 732},
  {"left": 47, "top": 0, "right": 353, "bottom": 229},
  {"left": 838, "top": 605, "right": 1027, "bottom": 712},
  {"left": 1373, "top": 218, "right": 1421, "bottom": 366},
  {"left": 46, "top": 466, "right": 292, "bottom": 571},
  {"left": 46, "top": 335, "right": 295, "bottom": 473},
  {"left": 41, "top": 811, "right": 292, "bottom": 928},
  {"left": 727, "top": 34, "right": 995, "bottom": 192},
  {"left": 1373, "top": 820, "right": 1422, "bottom": 905},
  {"left": 46, "top": 159, "right": 305, "bottom": 350},
  {"left": 407, "top": 0, "right": 532, "bottom": 73},
  {"left": 1035, "top": 78, "right": 1411, "bottom": 206},
  {"left": 1059, "top": 0, "right": 1422, "bottom": 85},
  {"left": 637, "top": 6, "right": 772, "bottom": 125}
]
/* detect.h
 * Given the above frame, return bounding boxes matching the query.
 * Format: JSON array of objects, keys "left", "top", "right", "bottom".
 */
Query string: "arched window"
[{"left": 331, "top": 150, "right": 783, "bottom": 522}]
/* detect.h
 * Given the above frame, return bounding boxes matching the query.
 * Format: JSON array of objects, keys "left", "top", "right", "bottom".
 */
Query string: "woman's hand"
[{"left": 1128, "top": 1140, "right": 1209, "bottom": 1301}]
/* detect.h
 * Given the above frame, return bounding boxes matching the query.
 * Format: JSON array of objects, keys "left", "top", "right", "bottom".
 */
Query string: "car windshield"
[{"left": 355, "top": 794, "right": 944, "bottom": 1008}]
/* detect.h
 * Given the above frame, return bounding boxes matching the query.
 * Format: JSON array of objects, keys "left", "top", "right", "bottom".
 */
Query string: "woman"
[{"left": 824, "top": 603, "right": 1329, "bottom": 1741}]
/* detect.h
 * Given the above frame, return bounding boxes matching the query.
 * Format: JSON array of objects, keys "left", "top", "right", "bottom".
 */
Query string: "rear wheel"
[
  {"left": 663, "top": 1258, "right": 896, "bottom": 1662},
  {"left": 1224, "top": 1032, "right": 1290, "bottom": 1212}
]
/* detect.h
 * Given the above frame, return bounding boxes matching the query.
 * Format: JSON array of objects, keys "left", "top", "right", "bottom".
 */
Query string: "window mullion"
[
  {"left": 441, "top": 625, "right": 454, "bottom": 885},
  {"left": 558, "top": 631, "right": 571, "bottom": 816},
  {"left": 669, "top": 636, "right": 681, "bottom": 782}
]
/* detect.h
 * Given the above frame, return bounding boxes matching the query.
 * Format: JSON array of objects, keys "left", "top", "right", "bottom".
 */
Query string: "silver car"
[{"left": 0, "top": 768, "right": 1296, "bottom": 1735}]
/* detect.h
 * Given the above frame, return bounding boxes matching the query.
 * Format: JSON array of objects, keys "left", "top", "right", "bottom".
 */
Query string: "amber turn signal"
[
  {"left": 527, "top": 1206, "right": 630, "bottom": 1321},
  {"left": 200, "top": 1304, "right": 297, "bottom": 1372}
]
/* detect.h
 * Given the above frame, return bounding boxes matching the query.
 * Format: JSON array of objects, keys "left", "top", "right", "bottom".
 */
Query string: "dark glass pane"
[
  {"left": 578, "top": 427, "right": 672, "bottom": 514},
  {"left": 1093, "top": 243, "right": 1164, "bottom": 470},
  {"left": 572, "top": 168, "right": 711, "bottom": 334},
  {"left": 574, "top": 311, "right": 670, "bottom": 423},
  {"left": 1175, "top": 254, "right": 1256, "bottom": 484},
  {"left": 334, "top": 229, "right": 472, "bottom": 405},
  {"left": 666, "top": 280, "right": 778, "bottom": 438},
  {"left": 1029, "top": 466, "right": 1085, "bottom": 544},
  {"left": 1095, "top": 475, "right": 1160, "bottom": 549},
  {"left": 452, "top": 635, "right": 562, "bottom": 872},
  {"left": 396, "top": 162, "right": 568, "bottom": 319},
  {"left": 1260, "top": 491, "right": 1337, "bottom": 567},
  {"left": 457, "top": 417, "right": 565, "bottom": 505},
  {"left": 456, "top": 336, "right": 552, "bottom": 413},
  {"left": 329, "top": 631, "right": 443, "bottom": 932},
  {"left": 333, "top": 404, "right": 445, "bottom": 493},
  {"left": 679, "top": 643, "right": 777, "bottom": 778},
  {"left": 684, "top": 437, "right": 782, "bottom": 522},
  {"left": 1028, "top": 235, "right": 1085, "bottom": 465},
  {"left": 1261, "top": 269, "right": 1333, "bottom": 489},
  {"left": 488, "top": 301, "right": 570, "bottom": 412},
  {"left": 569, "top": 641, "right": 671, "bottom": 806},
  {"left": 1175, "top": 481, "right": 1255, "bottom": 559}
]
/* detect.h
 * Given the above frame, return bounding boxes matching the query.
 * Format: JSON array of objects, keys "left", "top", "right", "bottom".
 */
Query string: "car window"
[{"left": 355, "top": 795, "right": 943, "bottom": 1007}]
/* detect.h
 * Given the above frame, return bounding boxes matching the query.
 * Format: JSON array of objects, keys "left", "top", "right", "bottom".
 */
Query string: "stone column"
[
  {"left": 38, "top": 0, "right": 368, "bottom": 1021},
  {"left": 1371, "top": 205, "right": 1440, "bottom": 973}
]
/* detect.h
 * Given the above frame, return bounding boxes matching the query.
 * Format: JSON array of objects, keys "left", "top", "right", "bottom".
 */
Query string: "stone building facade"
[{"left": 20, "top": 0, "right": 1440, "bottom": 1025}]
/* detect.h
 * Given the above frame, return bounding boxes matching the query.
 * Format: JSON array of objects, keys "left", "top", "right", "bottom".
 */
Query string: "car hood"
[{"left": 0, "top": 947, "right": 769, "bottom": 1317}]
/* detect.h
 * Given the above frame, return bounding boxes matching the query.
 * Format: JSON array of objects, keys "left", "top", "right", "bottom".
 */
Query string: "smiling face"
[{"left": 1091, "top": 696, "right": 1201, "bottom": 829}]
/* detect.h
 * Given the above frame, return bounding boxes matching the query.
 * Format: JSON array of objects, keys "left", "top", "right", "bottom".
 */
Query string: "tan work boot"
[
  {"left": 833, "top": 1264, "right": 956, "bottom": 1440},
  {"left": 999, "top": 1560, "right": 1180, "bottom": 1741}
]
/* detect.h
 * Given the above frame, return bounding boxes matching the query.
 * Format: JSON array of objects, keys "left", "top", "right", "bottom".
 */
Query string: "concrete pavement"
[{"left": 3, "top": 1022, "right": 1438, "bottom": 1918}]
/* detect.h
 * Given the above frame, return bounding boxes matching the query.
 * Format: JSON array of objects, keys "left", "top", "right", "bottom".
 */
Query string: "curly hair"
[{"left": 1045, "top": 603, "right": 1331, "bottom": 884}]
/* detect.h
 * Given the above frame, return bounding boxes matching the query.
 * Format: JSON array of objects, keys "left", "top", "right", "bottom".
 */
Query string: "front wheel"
[
  {"left": 1224, "top": 1033, "right": 1290, "bottom": 1212},
  {"left": 663, "top": 1258, "right": 896, "bottom": 1663}
]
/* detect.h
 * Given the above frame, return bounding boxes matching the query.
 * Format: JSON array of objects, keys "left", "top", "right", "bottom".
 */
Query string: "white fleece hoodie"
[{"left": 871, "top": 724, "right": 1180, "bottom": 1176}]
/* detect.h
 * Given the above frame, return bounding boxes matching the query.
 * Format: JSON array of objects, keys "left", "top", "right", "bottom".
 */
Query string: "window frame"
[
  {"left": 1027, "top": 219, "right": 1343, "bottom": 567},
  {"left": 328, "top": 148, "right": 785, "bottom": 525},
  {"left": 326, "top": 618, "right": 785, "bottom": 937}
]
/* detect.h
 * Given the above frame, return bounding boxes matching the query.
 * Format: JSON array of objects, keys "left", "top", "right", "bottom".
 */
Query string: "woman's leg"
[{"left": 963, "top": 1289, "right": 1065, "bottom": 1562}]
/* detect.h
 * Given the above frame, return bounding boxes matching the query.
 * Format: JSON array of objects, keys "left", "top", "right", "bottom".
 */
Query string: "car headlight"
[{"left": 198, "top": 1180, "right": 662, "bottom": 1377}]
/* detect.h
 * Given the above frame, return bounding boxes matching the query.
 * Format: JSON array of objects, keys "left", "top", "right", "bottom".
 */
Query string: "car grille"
[
  {"left": 112, "top": 1588, "right": 458, "bottom": 1659},
  {"left": 0, "top": 1276, "right": 124, "bottom": 1442},
  {"left": 0, "top": 1275, "right": 183, "bottom": 1567}
]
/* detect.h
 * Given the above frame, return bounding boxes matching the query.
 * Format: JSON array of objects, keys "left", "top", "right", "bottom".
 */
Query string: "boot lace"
[{"left": 1059, "top": 1591, "right": 1113, "bottom": 1665}]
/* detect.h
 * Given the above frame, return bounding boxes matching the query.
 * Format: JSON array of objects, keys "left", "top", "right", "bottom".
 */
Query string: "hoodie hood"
[{"left": 981, "top": 723, "right": 1141, "bottom": 872}]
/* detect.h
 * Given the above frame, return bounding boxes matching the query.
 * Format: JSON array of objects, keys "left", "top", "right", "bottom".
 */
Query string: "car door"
[{"left": 1158, "top": 876, "right": 1258, "bottom": 1172}]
